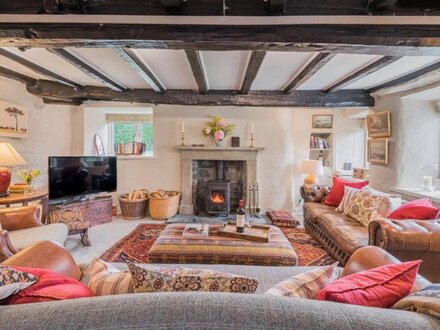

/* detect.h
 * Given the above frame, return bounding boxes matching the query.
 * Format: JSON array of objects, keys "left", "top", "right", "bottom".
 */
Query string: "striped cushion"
[
  {"left": 87, "top": 257, "right": 134, "bottom": 296},
  {"left": 336, "top": 185, "right": 359, "bottom": 213},
  {"left": 265, "top": 263, "right": 339, "bottom": 299}
]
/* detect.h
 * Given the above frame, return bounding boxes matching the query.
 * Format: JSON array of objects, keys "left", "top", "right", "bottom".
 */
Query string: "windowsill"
[
  {"left": 115, "top": 155, "right": 157, "bottom": 160},
  {"left": 391, "top": 187, "right": 440, "bottom": 206}
]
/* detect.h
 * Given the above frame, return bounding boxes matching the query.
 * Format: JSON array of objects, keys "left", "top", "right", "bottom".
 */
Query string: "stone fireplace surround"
[{"left": 175, "top": 146, "right": 264, "bottom": 215}]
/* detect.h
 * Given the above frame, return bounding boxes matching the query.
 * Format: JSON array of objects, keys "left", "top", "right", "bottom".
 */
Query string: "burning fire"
[{"left": 210, "top": 193, "right": 225, "bottom": 203}]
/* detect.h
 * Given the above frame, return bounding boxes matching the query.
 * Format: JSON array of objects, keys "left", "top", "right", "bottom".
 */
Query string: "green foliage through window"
[{"left": 112, "top": 122, "right": 153, "bottom": 155}]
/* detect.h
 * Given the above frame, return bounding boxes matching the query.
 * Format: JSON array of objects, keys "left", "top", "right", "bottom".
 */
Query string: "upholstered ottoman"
[{"left": 148, "top": 224, "right": 298, "bottom": 266}]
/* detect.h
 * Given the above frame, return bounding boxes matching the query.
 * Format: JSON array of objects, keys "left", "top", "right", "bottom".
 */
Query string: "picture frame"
[
  {"left": 312, "top": 114, "right": 333, "bottom": 129},
  {"left": 0, "top": 100, "right": 29, "bottom": 139},
  {"left": 367, "top": 111, "right": 391, "bottom": 138},
  {"left": 368, "top": 138, "right": 388, "bottom": 164}
]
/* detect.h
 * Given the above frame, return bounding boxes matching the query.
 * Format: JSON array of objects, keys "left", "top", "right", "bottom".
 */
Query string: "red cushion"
[
  {"left": 323, "top": 177, "right": 369, "bottom": 207},
  {"left": 316, "top": 260, "right": 421, "bottom": 308},
  {"left": 7, "top": 267, "right": 94, "bottom": 304},
  {"left": 388, "top": 198, "right": 439, "bottom": 220}
]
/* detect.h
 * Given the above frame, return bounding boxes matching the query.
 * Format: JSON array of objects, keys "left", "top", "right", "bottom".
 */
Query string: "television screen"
[{"left": 49, "top": 156, "right": 117, "bottom": 200}]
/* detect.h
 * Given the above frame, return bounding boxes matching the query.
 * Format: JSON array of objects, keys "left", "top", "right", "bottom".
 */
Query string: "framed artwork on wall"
[
  {"left": 368, "top": 138, "right": 388, "bottom": 164},
  {"left": 312, "top": 114, "right": 333, "bottom": 129},
  {"left": 0, "top": 101, "right": 29, "bottom": 139},
  {"left": 367, "top": 111, "right": 391, "bottom": 138}
]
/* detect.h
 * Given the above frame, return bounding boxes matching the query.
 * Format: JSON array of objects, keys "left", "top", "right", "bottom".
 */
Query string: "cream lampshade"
[
  {"left": 0, "top": 143, "right": 27, "bottom": 197},
  {"left": 300, "top": 160, "right": 324, "bottom": 185}
]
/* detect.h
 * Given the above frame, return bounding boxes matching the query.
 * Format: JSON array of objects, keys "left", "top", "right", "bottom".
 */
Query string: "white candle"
[
  {"left": 181, "top": 121, "right": 185, "bottom": 133},
  {"left": 251, "top": 123, "right": 254, "bottom": 134},
  {"left": 423, "top": 176, "right": 433, "bottom": 191}
]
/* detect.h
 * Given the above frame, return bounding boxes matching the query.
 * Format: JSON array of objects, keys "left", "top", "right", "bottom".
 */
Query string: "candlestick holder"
[
  {"left": 250, "top": 132, "right": 254, "bottom": 148},
  {"left": 181, "top": 132, "right": 185, "bottom": 146}
]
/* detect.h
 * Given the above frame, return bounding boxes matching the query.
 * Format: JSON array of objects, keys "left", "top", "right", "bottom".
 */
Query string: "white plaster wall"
[
  {"left": 369, "top": 95, "right": 440, "bottom": 192},
  {"left": 0, "top": 77, "right": 72, "bottom": 188},
  {"left": 292, "top": 109, "right": 366, "bottom": 203}
]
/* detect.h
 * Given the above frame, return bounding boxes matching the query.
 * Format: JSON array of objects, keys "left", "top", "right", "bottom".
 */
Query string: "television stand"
[{"left": 48, "top": 196, "right": 113, "bottom": 245}]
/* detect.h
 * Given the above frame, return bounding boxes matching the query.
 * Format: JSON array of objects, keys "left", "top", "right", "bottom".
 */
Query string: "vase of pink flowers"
[{"left": 202, "top": 116, "right": 235, "bottom": 147}]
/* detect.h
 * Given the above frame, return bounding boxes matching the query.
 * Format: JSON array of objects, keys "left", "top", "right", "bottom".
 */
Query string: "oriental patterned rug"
[{"left": 100, "top": 224, "right": 336, "bottom": 267}]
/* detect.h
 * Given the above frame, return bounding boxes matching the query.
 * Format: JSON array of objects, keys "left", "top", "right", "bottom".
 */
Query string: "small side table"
[{"left": 0, "top": 190, "right": 49, "bottom": 222}]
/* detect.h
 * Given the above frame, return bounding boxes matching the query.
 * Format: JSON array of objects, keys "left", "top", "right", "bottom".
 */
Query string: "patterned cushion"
[
  {"left": 87, "top": 257, "right": 134, "bottom": 296},
  {"left": 336, "top": 186, "right": 360, "bottom": 213},
  {"left": 266, "top": 210, "right": 300, "bottom": 228},
  {"left": 128, "top": 263, "right": 259, "bottom": 294},
  {"left": 393, "top": 284, "right": 440, "bottom": 319},
  {"left": 0, "top": 266, "right": 37, "bottom": 300},
  {"left": 265, "top": 263, "right": 340, "bottom": 299},
  {"left": 344, "top": 187, "right": 401, "bottom": 227},
  {"left": 50, "top": 208, "right": 91, "bottom": 231}
]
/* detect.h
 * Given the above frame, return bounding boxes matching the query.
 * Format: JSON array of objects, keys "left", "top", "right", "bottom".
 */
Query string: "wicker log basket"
[
  {"left": 149, "top": 190, "right": 181, "bottom": 220},
  {"left": 118, "top": 189, "right": 149, "bottom": 220}
]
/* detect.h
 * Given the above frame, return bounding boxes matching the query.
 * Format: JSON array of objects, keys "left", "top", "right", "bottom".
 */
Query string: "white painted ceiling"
[{"left": 1, "top": 47, "right": 439, "bottom": 93}]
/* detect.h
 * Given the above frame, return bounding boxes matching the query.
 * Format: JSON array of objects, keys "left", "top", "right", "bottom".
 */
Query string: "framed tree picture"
[
  {"left": 312, "top": 114, "right": 333, "bottom": 129},
  {"left": 368, "top": 138, "right": 388, "bottom": 164},
  {"left": 0, "top": 101, "right": 28, "bottom": 139},
  {"left": 367, "top": 111, "right": 391, "bottom": 138}
]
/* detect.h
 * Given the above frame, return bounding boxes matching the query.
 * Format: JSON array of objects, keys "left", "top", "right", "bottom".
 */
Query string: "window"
[{"left": 107, "top": 113, "right": 153, "bottom": 157}]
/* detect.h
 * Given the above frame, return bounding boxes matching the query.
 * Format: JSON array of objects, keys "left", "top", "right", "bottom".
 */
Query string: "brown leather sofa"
[{"left": 303, "top": 190, "right": 440, "bottom": 283}]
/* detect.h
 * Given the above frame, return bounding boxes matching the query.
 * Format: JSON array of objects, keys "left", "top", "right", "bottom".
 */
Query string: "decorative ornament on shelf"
[
  {"left": 16, "top": 169, "right": 41, "bottom": 194},
  {"left": 202, "top": 116, "right": 235, "bottom": 147}
]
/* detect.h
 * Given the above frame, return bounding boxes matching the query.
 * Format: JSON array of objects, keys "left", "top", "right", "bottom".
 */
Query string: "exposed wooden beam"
[
  {"left": 113, "top": 48, "right": 165, "bottom": 93},
  {"left": 0, "top": 48, "right": 82, "bottom": 87},
  {"left": 0, "top": 23, "right": 440, "bottom": 56},
  {"left": 184, "top": 49, "right": 208, "bottom": 94},
  {"left": 0, "top": 65, "right": 36, "bottom": 85},
  {"left": 368, "top": 60, "right": 440, "bottom": 93},
  {"left": 282, "top": 53, "right": 336, "bottom": 93},
  {"left": 48, "top": 48, "right": 126, "bottom": 92},
  {"left": 26, "top": 80, "right": 374, "bottom": 108},
  {"left": 323, "top": 56, "right": 400, "bottom": 92},
  {"left": 240, "top": 51, "right": 266, "bottom": 94},
  {"left": 0, "top": 1, "right": 438, "bottom": 16}
]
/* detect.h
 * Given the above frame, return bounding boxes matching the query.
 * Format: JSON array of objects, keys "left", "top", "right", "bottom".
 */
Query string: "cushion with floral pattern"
[
  {"left": 0, "top": 266, "right": 37, "bottom": 301},
  {"left": 393, "top": 284, "right": 440, "bottom": 319},
  {"left": 127, "top": 263, "right": 258, "bottom": 294}
]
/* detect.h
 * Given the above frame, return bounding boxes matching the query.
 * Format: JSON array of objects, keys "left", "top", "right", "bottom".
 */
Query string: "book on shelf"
[
  {"left": 310, "top": 136, "right": 329, "bottom": 150},
  {"left": 114, "top": 142, "right": 147, "bottom": 155},
  {"left": 182, "top": 224, "right": 209, "bottom": 239}
]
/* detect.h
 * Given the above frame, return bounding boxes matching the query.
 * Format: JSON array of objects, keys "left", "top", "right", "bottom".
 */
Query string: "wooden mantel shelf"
[{"left": 175, "top": 146, "right": 264, "bottom": 152}]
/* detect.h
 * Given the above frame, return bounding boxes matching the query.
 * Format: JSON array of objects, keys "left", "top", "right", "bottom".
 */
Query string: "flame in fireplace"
[{"left": 210, "top": 193, "right": 225, "bottom": 204}]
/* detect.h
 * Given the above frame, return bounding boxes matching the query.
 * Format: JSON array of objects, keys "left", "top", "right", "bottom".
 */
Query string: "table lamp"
[
  {"left": 0, "top": 143, "right": 26, "bottom": 197},
  {"left": 300, "top": 159, "right": 324, "bottom": 185}
]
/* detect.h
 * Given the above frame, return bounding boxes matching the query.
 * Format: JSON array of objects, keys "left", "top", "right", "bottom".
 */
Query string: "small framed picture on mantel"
[{"left": 312, "top": 114, "right": 333, "bottom": 129}]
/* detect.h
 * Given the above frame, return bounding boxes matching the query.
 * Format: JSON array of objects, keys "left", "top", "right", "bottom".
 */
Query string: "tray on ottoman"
[
  {"left": 148, "top": 223, "right": 298, "bottom": 266},
  {"left": 218, "top": 221, "right": 270, "bottom": 243}
]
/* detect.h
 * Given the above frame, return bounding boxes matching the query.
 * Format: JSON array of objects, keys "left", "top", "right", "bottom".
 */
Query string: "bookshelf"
[{"left": 309, "top": 132, "right": 334, "bottom": 172}]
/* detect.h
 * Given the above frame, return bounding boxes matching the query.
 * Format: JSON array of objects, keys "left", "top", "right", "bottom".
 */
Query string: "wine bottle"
[{"left": 236, "top": 199, "right": 245, "bottom": 233}]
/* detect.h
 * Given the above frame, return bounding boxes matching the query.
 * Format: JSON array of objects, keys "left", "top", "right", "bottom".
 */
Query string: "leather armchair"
[{"left": 369, "top": 219, "right": 440, "bottom": 283}]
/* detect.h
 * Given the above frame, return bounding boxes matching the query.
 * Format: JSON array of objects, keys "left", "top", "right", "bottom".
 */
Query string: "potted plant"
[
  {"left": 202, "top": 116, "right": 235, "bottom": 147},
  {"left": 16, "top": 169, "right": 41, "bottom": 194}
]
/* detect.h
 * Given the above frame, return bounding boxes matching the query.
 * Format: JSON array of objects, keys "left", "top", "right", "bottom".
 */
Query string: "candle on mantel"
[
  {"left": 251, "top": 123, "right": 254, "bottom": 134},
  {"left": 181, "top": 121, "right": 185, "bottom": 133}
]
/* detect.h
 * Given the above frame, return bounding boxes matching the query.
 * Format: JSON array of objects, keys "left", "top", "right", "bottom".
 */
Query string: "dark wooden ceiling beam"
[
  {"left": 368, "top": 60, "right": 440, "bottom": 93},
  {"left": 113, "top": 48, "right": 165, "bottom": 93},
  {"left": 184, "top": 49, "right": 208, "bottom": 94},
  {"left": 1, "top": 23, "right": 440, "bottom": 56},
  {"left": 0, "top": 65, "right": 36, "bottom": 85},
  {"left": 240, "top": 51, "right": 266, "bottom": 94},
  {"left": 1, "top": 0, "right": 438, "bottom": 16},
  {"left": 26, "top": 80, "right": 374, "bottom": 108},
  {"left": 48, "top": 48, "right": 126, "bottom": 92},
  {"left": 0, "top": 48, "right": 82, "bottom": 87},
  {"left": 323, "top": 56, "right": 400, "bottom": 93},
  {"left": 282, "top": 53, "right": 336, "bottom": 93}
]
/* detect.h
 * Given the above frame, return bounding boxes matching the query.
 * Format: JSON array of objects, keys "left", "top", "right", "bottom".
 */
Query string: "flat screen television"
[{"left": 48, "top": 156, "right": 117, "bottom": 201}]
